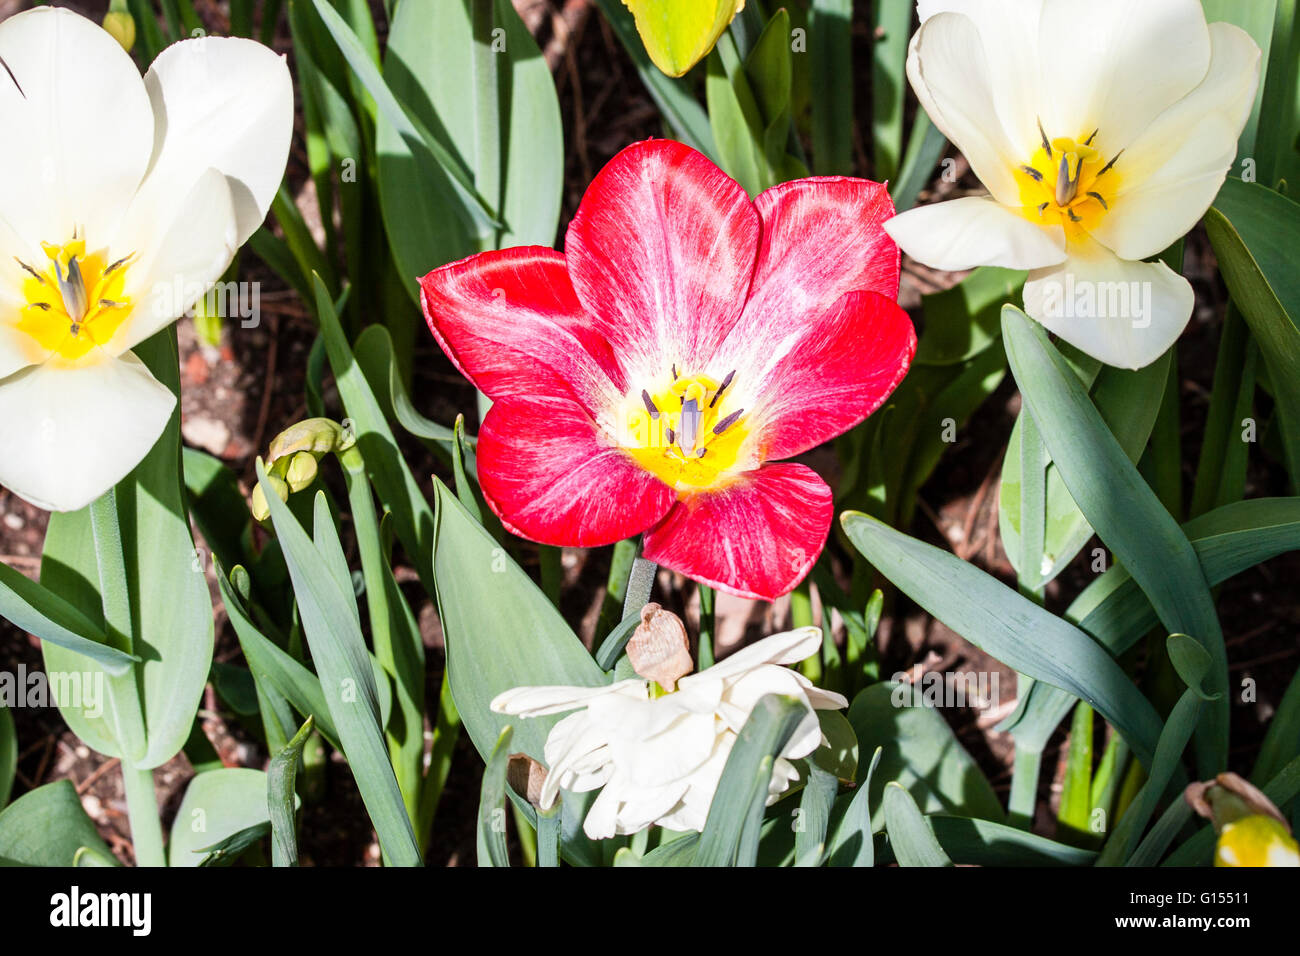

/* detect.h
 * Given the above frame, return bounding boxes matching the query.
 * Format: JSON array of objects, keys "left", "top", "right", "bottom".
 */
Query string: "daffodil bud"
[
  {"left": 268, "top": 417, "right": 355, "bottom": 462},
  {"left": 283, "top": 451, "right": 319, "bottom": 493},
  {"left": 250, "top": 473, "right": 289, "bottom": 522},
  {"left": 1186, "top": 772, "right": 1299, "bottom": 867},
  {"left": 626, "top": 603, "right": 693, "bottom": 691},
  {"left": 507, "top": 753, "right": 549, "bottom": 808},
  {"left": 102, "top": 10, "right": 135, "bottom": 53}
]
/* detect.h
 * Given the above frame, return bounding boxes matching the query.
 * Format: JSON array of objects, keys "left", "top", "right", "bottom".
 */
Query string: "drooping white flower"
[
  {"left": 884, "top": 0, "right": 1261, "bottom": 369},
  {"left": 0, "top": 7, "right": 292, "bottom": 510},
  {"left": 491, "top": 626, "right": 848, "bottom": 839}
]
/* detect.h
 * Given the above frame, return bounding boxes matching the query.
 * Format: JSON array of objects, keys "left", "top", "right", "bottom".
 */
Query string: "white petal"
[
  {"left": 0, "top": 7, "right": 154, "bottom": 245},
  {"left": 0, "top": 352, "right": 175, "bottom": 512},
  {"left": 915, "top": 0, "right": 1045, "bottom": 155},
  {"left": 907, "top": 12, "right": 1026, "bottom": 203},
  {"left": 682, "top": 627, "right": 823, "bottom": 687},
  {"left": 1037, "top": 0, "right": 1211, "bottom": 150},
  {"left": 133, "top": 36, "right": 294, "bottom": 246},
  {"left": 0, "top": 216, "right": 48, "bottom": 379},
  {"left": 1089, "top": 24, "right": 1261, "bottom": 261},
  {"left": 1023, "top": 237, "right": 1193, "bottom": 370},
  {"left": 106, "top": 168, "right": 239, "bottom": 355},
  {"left": 885, "top": 197, "right": 1067, "bottom": 271},
  {"left": 490, "top": 679, "right": 645, "bottom": 718}
]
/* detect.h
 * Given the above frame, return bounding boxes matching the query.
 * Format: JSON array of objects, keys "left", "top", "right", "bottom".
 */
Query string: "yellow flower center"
[
  {"left": 15, "top": 234, "right": 135, "bottom": 362},
  {"left": 619, "top": 368, "right": 751, "bottom": 492},
  {"left": 1015, "top": 123, "right": 1123, "bottom": 240}
]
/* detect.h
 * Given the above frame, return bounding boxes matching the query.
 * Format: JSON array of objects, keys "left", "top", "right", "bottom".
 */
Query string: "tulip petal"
[
  {"left": 420, "top": 247, "right": 625, "bottom": 414},
  {"left": 475, "top": 394, "right": 677, "bottom": 548},
  {"left": 108, "top": 168, "right": 239, "bottom": 354},
  {"left": 1037, "top": 0, "right": 1211, "bottom": 151},
  {"left": 907, "top": 13, "right": 1025, "bottom": 204},
  {"left": 564, "top": 140, "right": 761, "bottom": 383},
  {"left": 0, "top": 351, "right": 175, "bottom": 512},
  {"left": 886, "top": 196, "right": 1068, "bottom": 272},
  {"left": 722, "top": 290, "right": 916, "bottom": 462},
  {"left": 1089, "top": 24, "right": 1261, "bottom": 261},
  {"left": 642, "top": 463, "right": 833, "bottom": 601},
  {"left": 0, "top": 215, "right": 49, "bottom": 378},
  {"left": 134, "top": 36, "right": 294, "bottom": 245},
  {"left": 623, "top": 0, "right": 742, "bottom": 77},
  {"left": 0, "top": 7, "right": 154, "bottom": 244},
  {"left": 1023, "top": 236, "right": 1194, "bottom": 370}
]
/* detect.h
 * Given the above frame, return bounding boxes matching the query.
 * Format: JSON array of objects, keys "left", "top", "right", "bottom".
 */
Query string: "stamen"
[
  {"left": 1020, "top": 165, "right": 1043, "bottom": 183},
  {"left": 1084, "top": 128, "right": 1099, "bottom": 146},
  {"left": 679, "top": 399, "right": 702, "bottom": 453},
  {"left": 696, "top": 449, "right": 707, "bottom": 459},
  {"left": 709, "top": 369, "right": 735, "bottom": 408},
  {"left": 1097, "top": 150, "right": 1123, "bottom": 177},
  {"left": 641, "top": 389, "right": 660, "bottom": 419},
  {"left": 1067, "top": 208, "right": 1083, "bottom": 223},
  {"left": 713, "top": 409, "right": 744, "bottom": 435},
  {"left": 26, "top": 301, "right": 51, "bottom": 311},
  {"left": 665, "top": 427, "right": 676, "bottom": 445},
  {"left": 671, "top": 363, "right": 678, "bottom": 380},
  {"left": 1037, "top": 202, "right": 1049, "bottom": 217},
  {"left": 14, "top": 258, "right": 45, "bottom": 284},
  {"left": 1037, "top": 118, "right": 1052, "bottom": 158},
  {"left": 1087, "top": 191, "right": 1109, "bottom": 210},
  {"left": 103, "top": 254, "right": 132, "bottom": 277}
]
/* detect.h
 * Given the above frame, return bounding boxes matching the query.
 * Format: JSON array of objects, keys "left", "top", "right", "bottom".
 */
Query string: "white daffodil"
[
  {"left": 492, "top": 624, "right": 848, "bottom": 839},
  {"left": 884, "top": 0, "right": 1261, "bottom": 369},
  {"left": 0, "top": 7, "right": 292, "bottom": 510}
]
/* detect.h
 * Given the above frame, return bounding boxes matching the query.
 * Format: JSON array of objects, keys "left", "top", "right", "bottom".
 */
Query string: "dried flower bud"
[
  {"left": 507, "top": 753, "right": 549, "bottom": 808},
  {"left": 1185, "top": 771, "right": 1289, "bottom": 830},
  {"left": 626, "top": 603, "right": 693, "bottom": 691}
]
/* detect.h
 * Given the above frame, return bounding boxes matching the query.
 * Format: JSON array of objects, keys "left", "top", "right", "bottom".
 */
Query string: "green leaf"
[
  {"left": 707, "top": 40, "right": 770, "bottom": 196},
  {"left": 845, "top": 683, "right": 1003, "bottom": 828},
  {"left": 376, "top": 0, "right": 563, "bottom": 297},
  {"left": 793, "top": 762, "right": 838, "bottom": 867},
  {"left": 432, "top": 479, "right": 606, "bottom": 865},
  {"left": 694, "top": 695, "right": 811, "bottom": 867},
  {"left": 883, "top": 783, "right": 953, "bottom": 867},
  {"left": 891, "top": 108, "right": 949, "bottom": 213},
  {"left": 168, "top": 768, "right": 279, "bottom": 867},
  {"left": 875, "top": 814, "right": 1098, "bottom": 866},
  {"left": 269, "top": 716, "right": 314, "bottom": 867},
  {"left": 808, "top": 0, "right": 853, "bottom": 175},
  {"left": 41, "top": 329, "right": 213, "bottom": 768},
  {"left": 257, "top": 471, "right": 421, "bottom": 866},
  {"left": 1057, "top": 702, "right": 1094, "bottom": 840},
  {"left": 842, "top": 511, "right": 1163, "bottom": 767},
  {"left": 1254, "top": 666, "right": 1300, "bottom": 784},
  {"left": 1002, "top": 305, "right": 1227, "bottom": 774},
  {"left": 825, "top": 746, "right": 883, "bottom": 867},
  {"left": 477, "top": 726, "right": 513, "bottom": 867},
  {"left": 0, "top": 780, "right": 116, "bottom": 866},
  {"left": 1206, "top": 178, "right": 1300, "bottom": 491},
  {"left": 352, "top": 325, "right": 456, "bottom": 448},
  {"left": 870, "top": 0, "right": 912, "bottom": 183},
  {"left": 0, "top": 563, "right": 135, "bottom": 676},
  {"left": 0, "top": 704, "right": 13, "bottom": 808}
]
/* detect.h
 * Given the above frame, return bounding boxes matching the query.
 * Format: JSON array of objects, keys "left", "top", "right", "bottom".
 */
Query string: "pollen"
[
  {"left": 14, "top": 233, "right": 135, "bottom": 362},
  {"left": 619, "top": 369, "right": 750, "bottom": 491},
  {"left": 1015, "top": 124, "right": 1121, "bottom": 239}
]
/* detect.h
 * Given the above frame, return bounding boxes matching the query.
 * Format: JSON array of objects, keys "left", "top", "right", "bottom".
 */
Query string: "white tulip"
[
  {"left": 0, "top": 7, "right": 292, "bottom": 510},
  {"left": 884, "top": 0, "right": 1261, "bottom": 369},
  {"left": 492, "top": 627, "right": 849, "bottom": 839}
]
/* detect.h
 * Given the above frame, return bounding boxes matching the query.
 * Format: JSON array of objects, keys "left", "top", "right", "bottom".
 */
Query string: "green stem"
[
  {"left": 121, "top": 763, "right": 165, "bottom": 868},
  {"left": 791, "top": 579, "right": 820, "bottom": 683},
  {"left": 698, "top": 584, "right": 716, "bottom": 670},
  {"left": 596, "top": 538, "right": 638, "bottom": 642},
  {"left": 537, "top": 808, "right": 560, "bottom": 867},
  {"left": 622, "top": 555, "right": 657, "bottom": 618}
]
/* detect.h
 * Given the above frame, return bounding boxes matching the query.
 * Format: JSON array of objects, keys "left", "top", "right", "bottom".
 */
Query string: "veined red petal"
[
  {"left": 642, "top": 463, "right": 833, "bottom": 601},
  {"left": 564, "top": 139, "right": 761, "bottom": 381},
  {"left": 476, "top": 395, "right": 676, "bottom": 548},
  {"left": 420, "top": 247, "right": 625, "bottom": 413},
  {"left": 706, "top": 178, "right": 911, "bottom": 458},
  {"left": 751, "top": 290, "right": 916, "bottom": 461}
]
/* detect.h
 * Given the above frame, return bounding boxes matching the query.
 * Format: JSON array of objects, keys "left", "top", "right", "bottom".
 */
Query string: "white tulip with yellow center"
[
  {"left": 0, "top": 7, "right": 292, "bottom": 510},
  {"left": 884, "top": 0, "right": 1261, "bottom": 369},
  {"left": 492, "top": 625, "right": 848, "bottom": 839}
]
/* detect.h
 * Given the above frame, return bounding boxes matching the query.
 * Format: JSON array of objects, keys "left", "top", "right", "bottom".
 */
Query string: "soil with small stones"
[{"left": 1, "top": 0, "right": 1295, "bottom": 866}]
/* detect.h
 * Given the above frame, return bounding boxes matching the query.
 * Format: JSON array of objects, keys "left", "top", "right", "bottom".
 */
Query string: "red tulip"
[{"left": 420, "top": 140, "right": 915, "bottom": 600}]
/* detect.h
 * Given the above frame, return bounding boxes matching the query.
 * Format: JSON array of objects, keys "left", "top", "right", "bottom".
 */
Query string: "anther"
[
  {"left": 1037, "top": 202, "right": 1049, "bottom": 217},
  {"left": 1087, "top": 191, "right": 1109, "bottom": 210},
  {"left": 1020, "top": 165, "right": 1043, "bottom": 183},
  {"left": 671, "top": 363, "right": 679, "bottom": 380},
  {"left": 665, "top": 427, "right": 676, "bottom": 445},
  {"left": 1037, "top": 118, "right": 1052, "bottom": 158},
  {"left": 713, "top": 409, "right": 744, "bottom": 435},
  {"left": 641, "top": 389, "right": 660, "bottom": 419},
  {"left": 710, "top": 369, "right": 736, "bottom": 408},
  {"left": 1067, "top": 208, "right": 1083, "bottom": 223},
  {"left": 1098, "top": 150, "right": 1123, "bottom": 177},
  {"left": 1084, "top": 128, "right": 1099, "bottom": 146},
  {"left": 103, "top": 254, "right": 132, "bottom": 276}
]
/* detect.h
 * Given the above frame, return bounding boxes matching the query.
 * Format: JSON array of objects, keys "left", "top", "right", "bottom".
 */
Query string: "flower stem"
[
  {"left": 698, "top": 584, "right": 716, "bottom": 669},
  {"left": 621, "top": 554, "right": 657, "bottom": 619},
  {"left": 121, "top": 763, "right": 165, "bottom": 867}
]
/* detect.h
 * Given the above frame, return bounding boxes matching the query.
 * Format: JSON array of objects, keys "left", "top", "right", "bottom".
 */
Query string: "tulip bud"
[
  {"left": 268, "top": 417, "right": 355, "bottom": 462},
  {"left": 507, "top": 753, "right": 549, "bottom": 808},
  {"left": 283, "top": 451, "right": 319, "bottom": 493},
  {"left": 102, "top": 10, "right": 136, "bottom": 53},
  {"left": 251, "top": 473, "right": 289, "bottom": 522},
  {"left": 627, "top": 603, "right": 693, "bottom": 691}
]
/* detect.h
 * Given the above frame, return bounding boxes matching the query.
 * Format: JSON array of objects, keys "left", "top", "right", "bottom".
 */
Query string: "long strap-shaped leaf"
[
  {"left": 841, "top": 511, "right": 1162, "bottom": 767},
  {"left": 1001, "top": 306, "right": 1229, "bottom": 775}
]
